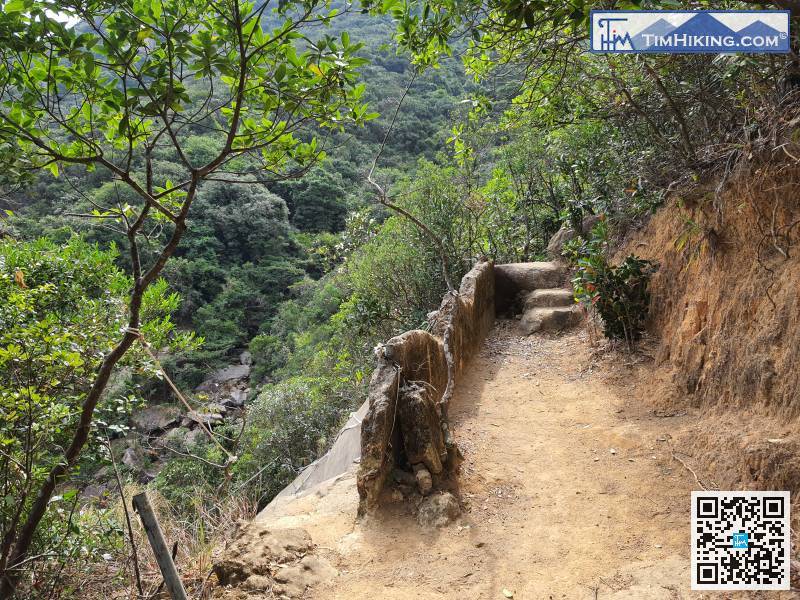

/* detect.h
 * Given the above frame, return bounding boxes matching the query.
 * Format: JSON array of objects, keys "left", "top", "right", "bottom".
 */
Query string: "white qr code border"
[{"left": 691, "top": 490, "right": 790, "bottom": 590}]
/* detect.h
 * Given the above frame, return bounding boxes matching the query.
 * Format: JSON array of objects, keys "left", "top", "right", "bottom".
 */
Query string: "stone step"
[
  {"left": 519, "top": 306, "right": 582, "bottom": 336},
  {"left": 523, "top": 288, "right": 575, "bottom": 310},
  {"left": 495, "top": 262, "right": 567, "bottom": 293}
]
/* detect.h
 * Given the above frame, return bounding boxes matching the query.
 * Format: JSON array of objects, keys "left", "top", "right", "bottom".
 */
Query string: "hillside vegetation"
[{"left": 1, "top": 0, "right": 799, "bottom": 596}]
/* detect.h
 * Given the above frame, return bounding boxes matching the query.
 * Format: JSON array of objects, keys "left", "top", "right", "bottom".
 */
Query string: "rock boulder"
[
  {"left": 519, "top": 306, "right": 582, "bottom": 335},
  {"left": 195, "top": 364, "right": 250, "bottom": 392},
  {"left": 417, "top": 491, "right": 461, "bottom": 527},
  {"left": 398, "top": 384, "right": 446, "bottom": 476},
  {"left": 130, "top": 405, "right": 181, "bottom": 433},
  {"left": 546, "top": 213, "right": 602, "bottom": 259},
  {"left": 212, "top": 523, "right": 336, "bottom": 598}
]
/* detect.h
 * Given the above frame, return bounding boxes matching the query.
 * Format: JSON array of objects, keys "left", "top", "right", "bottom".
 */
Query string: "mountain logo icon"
[
  {"left": 632, "top": 18, "right": 676, "bottom": 49},
  {"left": 591, "top": 10, "right": 790, "bottom": 54}
]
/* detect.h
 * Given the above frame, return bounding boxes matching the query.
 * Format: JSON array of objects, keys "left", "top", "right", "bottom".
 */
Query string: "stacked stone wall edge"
[{"left": 356, "top": 260, "right": 495, "bottom": 513}]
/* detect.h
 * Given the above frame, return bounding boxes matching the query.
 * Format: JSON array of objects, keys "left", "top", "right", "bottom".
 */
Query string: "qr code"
[{"left": 692, "top": 491, "right": 790, "bottom": 590}]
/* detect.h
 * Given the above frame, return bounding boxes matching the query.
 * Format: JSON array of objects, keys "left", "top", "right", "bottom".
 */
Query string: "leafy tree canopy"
[
  {"left": 0, "top": 0, "right": 376, "bottom": 591},
  {"left": 0, "top": 236, "right": 195, "bottom": 583}
]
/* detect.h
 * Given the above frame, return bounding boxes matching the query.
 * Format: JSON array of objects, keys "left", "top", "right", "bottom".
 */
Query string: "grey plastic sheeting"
[{"left": 262, "top": 399, "right": 368, "bottom": 510}]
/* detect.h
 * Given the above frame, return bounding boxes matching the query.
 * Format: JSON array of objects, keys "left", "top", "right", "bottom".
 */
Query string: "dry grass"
[{"left": 28, "top": 484, "right": 257, "bottom": 600}]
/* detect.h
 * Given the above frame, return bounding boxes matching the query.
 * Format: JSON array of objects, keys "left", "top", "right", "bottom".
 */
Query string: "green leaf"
[
  {"left": 83, "top": 54, "right": 95, "bottom": 77},
  {"left": 5, "top": 0, "right": 25, "bottom": 13}
]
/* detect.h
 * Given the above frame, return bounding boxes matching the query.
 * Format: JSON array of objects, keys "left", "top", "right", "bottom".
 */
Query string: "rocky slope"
[{"left": 84, "top": 353, "right": 252, "bottom": 499}]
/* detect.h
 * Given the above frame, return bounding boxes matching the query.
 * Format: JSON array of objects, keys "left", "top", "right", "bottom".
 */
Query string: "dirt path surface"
[{"left": 261, "top": 322, "right": 782, "bottom": 599}]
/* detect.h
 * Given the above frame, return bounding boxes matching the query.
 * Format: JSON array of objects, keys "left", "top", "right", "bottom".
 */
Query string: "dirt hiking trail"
[{"left": 259, "top": 322, "right": 786, "bottom": 599}]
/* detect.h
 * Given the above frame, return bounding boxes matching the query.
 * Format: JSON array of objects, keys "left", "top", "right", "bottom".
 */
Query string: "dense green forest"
[
  {"left": 0, "top": 0, "right": 796, "bottom": 595},
  {"left": 4, "top": 6, "right": 475, "bottom": 386}
]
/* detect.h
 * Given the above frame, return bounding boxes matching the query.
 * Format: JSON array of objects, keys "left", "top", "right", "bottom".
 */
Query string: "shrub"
[
  {"left": 154, "top": 455, "right": 224, "bottom": 517},
  {"left": 564, "top": 219, "right": 657, "bottom": 348},
  {"left": 233, "top": 377, "right": 351, "bottom": 508},
  {"left": 0, "top": 236, "right": 196, "bottom": 592}
]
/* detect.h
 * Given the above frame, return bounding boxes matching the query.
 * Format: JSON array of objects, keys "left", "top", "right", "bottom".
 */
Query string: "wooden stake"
[{"left": 132, "top": 492, "right": 188, "bottom": 600}]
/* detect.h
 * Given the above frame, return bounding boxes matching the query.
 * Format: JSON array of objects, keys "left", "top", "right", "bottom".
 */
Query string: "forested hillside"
[
  {"left": 3, "top": 5, "right": 474, "bottom": 385},
  {"left": 1, "top": 0, "right": 799, "bottom": 596}
]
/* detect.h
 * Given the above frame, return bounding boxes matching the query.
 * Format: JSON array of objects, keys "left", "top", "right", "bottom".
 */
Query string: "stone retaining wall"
[{"left": 356, "top": 260, "right": 495, "bottom": 513}]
